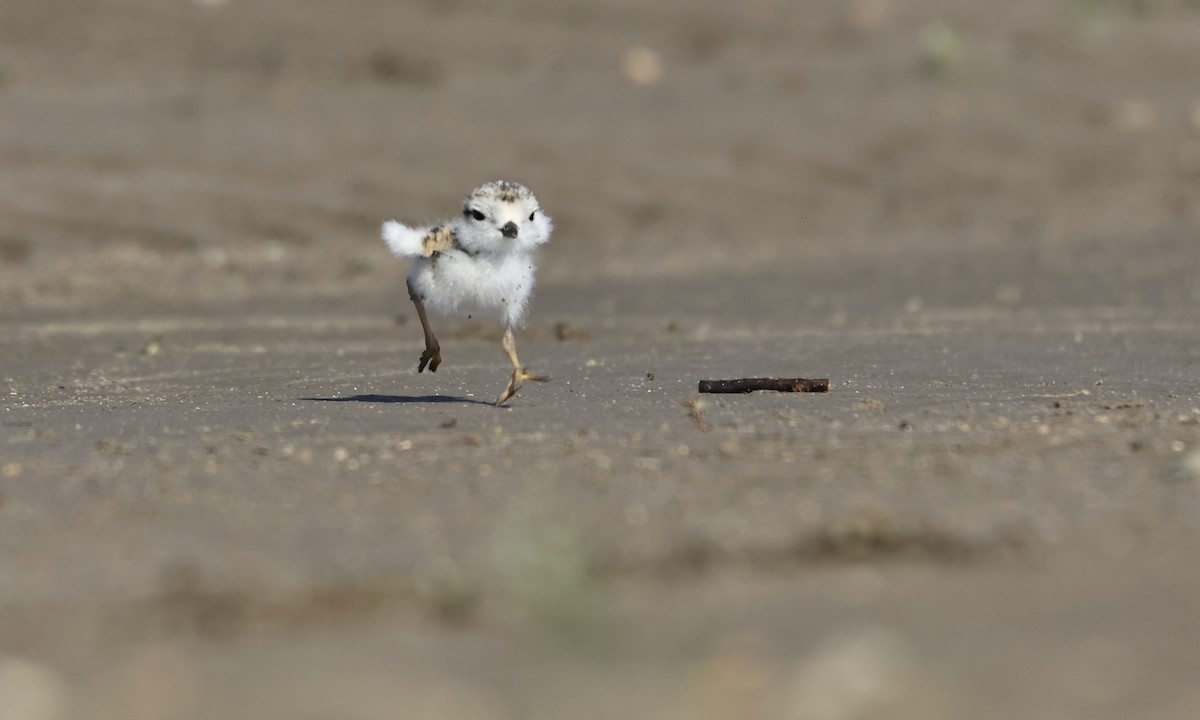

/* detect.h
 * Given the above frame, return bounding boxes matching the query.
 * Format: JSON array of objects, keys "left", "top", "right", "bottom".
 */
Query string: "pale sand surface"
[{"left": 2, "top": 1, "right": 1200, "bottom": 717}]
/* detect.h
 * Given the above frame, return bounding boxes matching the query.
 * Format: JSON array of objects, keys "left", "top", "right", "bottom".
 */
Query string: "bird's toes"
[
  {"left": 521, "top": 368, "right": 550, "bottom": 383},
  {"left": 418, "top": 347, "right": 442, "bottom": 373}
]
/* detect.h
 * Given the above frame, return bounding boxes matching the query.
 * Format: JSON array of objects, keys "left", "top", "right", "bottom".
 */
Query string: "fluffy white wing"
[{"left": 381, "top": 220, "right": 425, "bottom": 257}]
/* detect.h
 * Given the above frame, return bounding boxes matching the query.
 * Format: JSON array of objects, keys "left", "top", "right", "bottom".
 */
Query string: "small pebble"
[
  {"left": 622, "top": 46, "right": 664, "bottom": 86},
  {"left": 786, "top": 626, "right": 955, "bottom": 720}
]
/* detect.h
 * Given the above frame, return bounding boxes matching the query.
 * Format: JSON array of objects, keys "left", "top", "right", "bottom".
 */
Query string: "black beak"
[{"left": 500, "top": 221, "right": 519, "bottom": 239}]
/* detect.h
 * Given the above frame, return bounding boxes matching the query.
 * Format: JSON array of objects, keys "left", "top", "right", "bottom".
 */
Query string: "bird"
[{"left": 381, "top": 180, "right": 552, "bottom": 405}]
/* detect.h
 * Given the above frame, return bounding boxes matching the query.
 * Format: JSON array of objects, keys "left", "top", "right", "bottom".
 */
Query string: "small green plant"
[
  {"left": 919, "top": 20, "right": 962, "bottom": 77},
  {"left": 492, "top": 525, "right": 610, "bottom": 649}
]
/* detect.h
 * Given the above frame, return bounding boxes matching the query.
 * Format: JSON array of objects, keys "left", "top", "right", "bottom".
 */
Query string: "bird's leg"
[
  {"left": 407, "top": 278, "right": 441, "bottom": 372},
  {"left": 495, "top": 326, "right": 549, "bottom": 405}
]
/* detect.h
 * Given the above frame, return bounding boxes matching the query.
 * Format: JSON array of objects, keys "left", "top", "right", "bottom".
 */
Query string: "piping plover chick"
[{"left": 381, "top": 180, "right": 552, "bottom": 405}]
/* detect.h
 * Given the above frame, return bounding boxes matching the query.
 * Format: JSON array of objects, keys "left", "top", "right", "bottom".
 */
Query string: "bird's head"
[{"left": 456, "top": 181, "right": 552, "bottom": 255}]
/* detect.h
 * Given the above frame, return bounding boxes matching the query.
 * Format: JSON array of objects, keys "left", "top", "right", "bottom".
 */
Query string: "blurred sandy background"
[{"left": 2, "top": 1, "right": 1200, "bottom": 718}]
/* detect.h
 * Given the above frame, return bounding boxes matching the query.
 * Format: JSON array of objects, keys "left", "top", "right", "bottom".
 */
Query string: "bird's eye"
[
  {"left": 528, "top": 212, "right": 536, "bottom": 221},
  {"left": 469, "top": 209, "right": 486, "bottom": 221}
]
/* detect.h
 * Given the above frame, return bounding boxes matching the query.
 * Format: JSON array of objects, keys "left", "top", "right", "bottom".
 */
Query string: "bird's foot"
[
  {"left": 418, "top": 344, "right": 441, "bottom": 373},
  {"left": 495, "top": 368, "right": 550, "bottom": 405}
]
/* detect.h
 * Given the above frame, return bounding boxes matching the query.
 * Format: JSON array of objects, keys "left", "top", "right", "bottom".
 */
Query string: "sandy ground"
[{"left": 2, "top": 1, "right": 1200, "bottom": 718}]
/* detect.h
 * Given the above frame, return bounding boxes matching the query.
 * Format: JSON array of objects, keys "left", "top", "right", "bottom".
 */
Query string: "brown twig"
[{"left": 698, "top": 378, "right": 830, "bottom": 394}]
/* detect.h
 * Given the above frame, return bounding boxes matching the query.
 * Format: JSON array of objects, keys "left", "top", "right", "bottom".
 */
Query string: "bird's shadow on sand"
[{"left": 301, "top": 394, "right": 496, "bottom": 407}]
